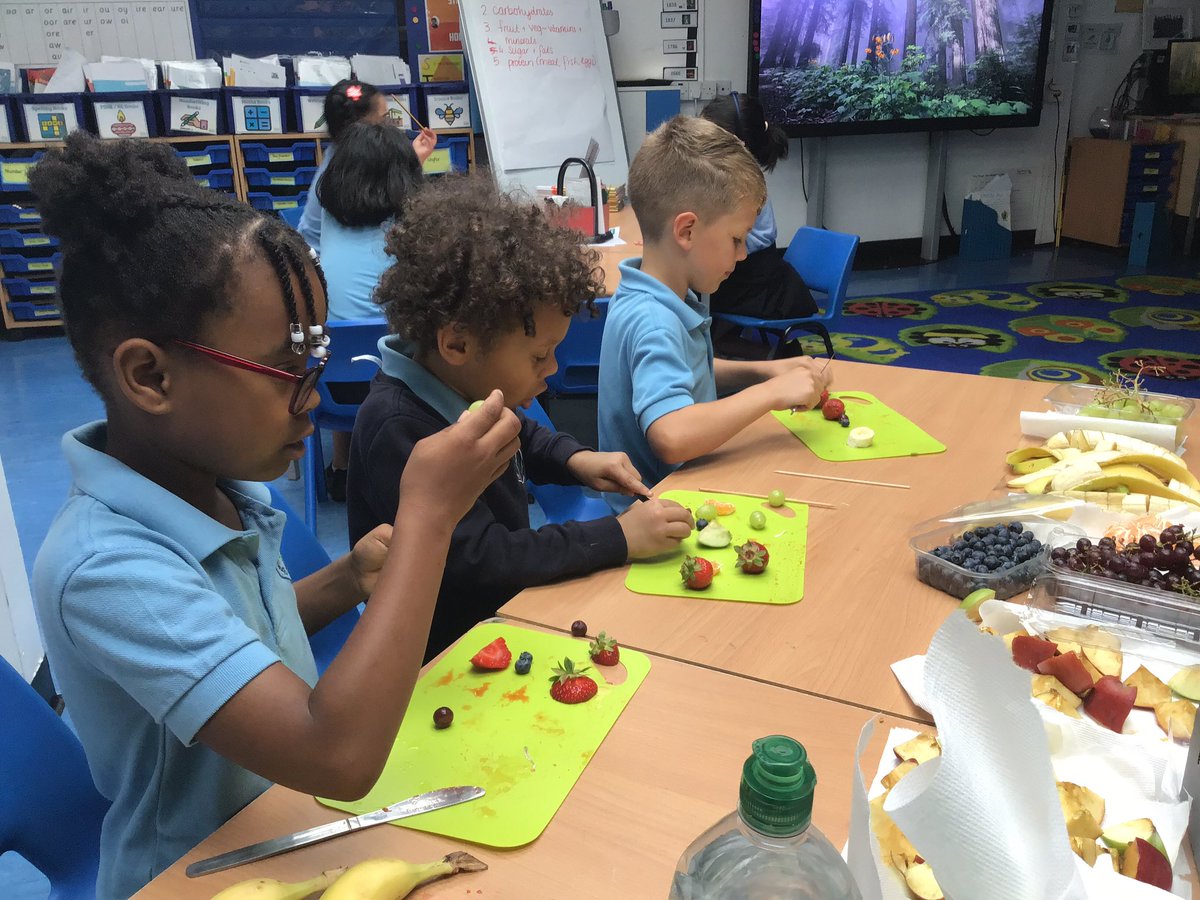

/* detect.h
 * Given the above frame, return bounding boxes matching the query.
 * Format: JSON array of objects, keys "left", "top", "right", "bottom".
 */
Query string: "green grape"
[
  {"left": 695, "top": 503, "right": 718, "bottom": 521},
  {"left": 748, "top": 510, "right": 767, "bottom": 530},
  {"left": 767, "top": 489, "right": 786, "bottom": 508}
]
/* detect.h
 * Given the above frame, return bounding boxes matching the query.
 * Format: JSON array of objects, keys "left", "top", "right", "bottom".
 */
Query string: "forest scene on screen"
[{"left": 758, "top": 0, "right": 1046, "bottom": 127}]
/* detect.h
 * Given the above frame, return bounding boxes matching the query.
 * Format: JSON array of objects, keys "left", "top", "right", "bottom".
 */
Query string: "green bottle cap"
[{"left": 738, "top": 735, "right": 816, "bottom": 837}]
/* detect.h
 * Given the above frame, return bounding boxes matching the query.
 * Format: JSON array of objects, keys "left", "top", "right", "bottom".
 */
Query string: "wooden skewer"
[
  {"left": 774, "top": 469, "right": 910, "bottom": 490},
  {"left": 699, "top": 488, "right": 840, "bottom": 510},
  {"left": 391, "top": 94, "right": 428, "bottom": 131}
]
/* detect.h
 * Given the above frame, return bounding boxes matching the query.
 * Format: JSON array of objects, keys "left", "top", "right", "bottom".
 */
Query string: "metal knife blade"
[{"left": 185, "top": 785, "right": 485, "bottom": 878}]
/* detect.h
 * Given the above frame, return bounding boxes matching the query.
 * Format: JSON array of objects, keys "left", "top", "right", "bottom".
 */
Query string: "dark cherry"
[
  {"left": 433, "top": 707, "right": 454, "bottom": 729},
  {"left": 570, "top": 620, "right": 588, "bottom": 637}
]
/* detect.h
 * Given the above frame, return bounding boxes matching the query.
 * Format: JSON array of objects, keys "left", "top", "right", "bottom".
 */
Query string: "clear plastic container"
[
  {"left": 670, "top": 736, "right": 862, "bottom": 900},
  {"left": 909, "top": 498, "right": 1086, "bottom": 601},
  {"left": 1043, "top": 383, "right": 1194, "bottom": 427}
]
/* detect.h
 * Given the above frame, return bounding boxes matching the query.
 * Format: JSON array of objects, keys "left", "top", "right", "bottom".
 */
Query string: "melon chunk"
[{"left": 1084, "top": 676, "right": 1136, "bottom": 733}]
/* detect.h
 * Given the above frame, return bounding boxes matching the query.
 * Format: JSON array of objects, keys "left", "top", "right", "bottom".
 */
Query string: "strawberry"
[
  {"left": 822, "top": 398, "right": 845, "bottom": 421},
  {"left": 817, "top": 389, "right": 830, "bottom": 409},
  {"left": 736, "top": 540, "right": 770, "bottom": 575},
  {"left": 681, "top": 555, "right": 715, "bottom": 590},
  {"left": 548, "top": 658, "right": 598, "bottom": 704},
  {"left": 470, "top": 637, "right": 512, "bottom": 670},
  {"left": 589, "top": 632, "right": 620, "bottom": 666}
]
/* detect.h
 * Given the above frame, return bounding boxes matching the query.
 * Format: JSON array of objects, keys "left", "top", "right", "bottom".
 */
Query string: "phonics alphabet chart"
[{"left": 0, "top": 2, "right": 195, "bottom": 65}]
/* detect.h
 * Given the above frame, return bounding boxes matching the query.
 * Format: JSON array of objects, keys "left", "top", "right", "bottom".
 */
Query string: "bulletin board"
[
  {"left": 0, "top": 2, "right": 196, "bottom": 65},
  {"left": 458, "top": 0, "right": 628, "bottom": 195}
]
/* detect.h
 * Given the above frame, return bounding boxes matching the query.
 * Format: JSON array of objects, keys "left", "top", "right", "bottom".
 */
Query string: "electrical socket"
[
  {"left": 699, "top": 80, "right": 717, "bottom": 101},
  {"left": 671, "top": 80, "right": 696, "bottom": 101},
  {"left": 715, "top": 80, "right": 732, "bottom": 97}
]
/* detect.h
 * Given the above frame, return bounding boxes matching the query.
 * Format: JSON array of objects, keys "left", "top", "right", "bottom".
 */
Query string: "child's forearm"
[
  {"left": 646, "top": 383, "right": 777, "bottom": 466},
  {"left": 293, "top": 556, "right": 366, "bottom": 635}
]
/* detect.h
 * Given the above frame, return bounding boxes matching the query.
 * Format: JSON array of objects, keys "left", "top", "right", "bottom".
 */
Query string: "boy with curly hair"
[
  {"left": 598, "top": 115, "right": 833, "bottom": 510},
  {"left": 348, "top": 175, "right": 693, "bottom": 659}
]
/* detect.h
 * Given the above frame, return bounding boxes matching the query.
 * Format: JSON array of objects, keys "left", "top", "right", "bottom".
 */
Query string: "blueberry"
[
  {"left": 838, "top": 415, "right": 850, "bottom": 427},
  {"left": 1028, "top": 540, "right": 1043, "bottom": 553},
  {"left": 1008, "top": 522, "right": 1024, "bottom": 534},
  {"left": 983, "top": 555, "right": 1000, "bottom": 569},
  {"left": 514, "top": 651, "right": 533, "bottom": 675},
  {"left": 974, "top": 527, "right": 990, "bottom": 539},
  {"left": 695, "top": 518, "right": 709, "bottom": 531},
  {"left": 1019, "top": 531, "right": 1035, "bottom": 544},
  {"left": 982, "top": 534, "right": 997, "bottom": 547}
]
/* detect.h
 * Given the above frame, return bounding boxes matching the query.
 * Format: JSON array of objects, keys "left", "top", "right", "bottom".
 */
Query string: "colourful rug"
[{"left": 792, "top": 275, "right": 1200, "bottom": 399}]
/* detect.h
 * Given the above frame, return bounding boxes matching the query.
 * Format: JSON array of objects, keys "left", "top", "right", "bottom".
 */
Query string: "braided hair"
[{"left": 29, "top": 132, "right": 326, "bottom": 393}]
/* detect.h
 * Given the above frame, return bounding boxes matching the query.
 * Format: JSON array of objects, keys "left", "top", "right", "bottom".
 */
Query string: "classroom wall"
[
  {"left": 0, "top": 453, "right": 41, "bottom": 682},
  {"left": 607, "top": 0, "right": 1189, "bottom": 245}
]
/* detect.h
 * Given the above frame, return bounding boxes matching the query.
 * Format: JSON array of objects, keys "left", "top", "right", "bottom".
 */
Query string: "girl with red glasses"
[{"left": 26, "top": 132, "right": 520, "bottom": 900}]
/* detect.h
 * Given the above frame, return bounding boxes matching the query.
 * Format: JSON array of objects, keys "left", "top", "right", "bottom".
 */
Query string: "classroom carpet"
[{"left": 787, "top": 274, "right": 1200, "bottom": 399}]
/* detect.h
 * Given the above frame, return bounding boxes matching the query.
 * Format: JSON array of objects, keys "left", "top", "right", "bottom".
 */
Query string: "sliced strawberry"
[
  {"left": 822, "top": 398, "right": 845, "bottom": 421},
  {"left": 549, "top": 658, "right": 598, "bottom": 704},
  {"left": 470, "top": 637, "right": 512, "bottom": 670},
  {"left": 735, "top": 540, "right": 770, "bottom": 575},
  {"left": 589, "top": 632, "right": 620, "bottom": 666},
  {"left": 681, "top": 555, "right": 715, "bottom": 590},
  {"left": 817, "top": 389, "right": 830, "bottom": 409}
]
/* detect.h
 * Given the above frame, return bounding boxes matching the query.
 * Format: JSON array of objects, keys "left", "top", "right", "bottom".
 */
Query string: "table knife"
[{"left": 185, "top": 785, "right": 485, "bottom": 877}]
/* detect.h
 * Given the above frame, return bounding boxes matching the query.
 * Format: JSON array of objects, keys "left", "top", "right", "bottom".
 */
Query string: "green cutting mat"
[
  {"left": 771, "top": 391, "right": 945, "bottom": 461},
  {"left": 318, "top": 621, "right": 649, "bottom": 848},
  {"left": 624, "top": 489, "right": 807, "bottom": 604}
]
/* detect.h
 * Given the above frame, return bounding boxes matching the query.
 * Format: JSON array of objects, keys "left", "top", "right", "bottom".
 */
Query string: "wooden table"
[
  {"left": 504, "top": 362, "right": 1200, "bottom": 722},
  {"left": 596, "top": 207, "right": 642, "bottom": 297},
  {"left": 135, "top": 649, "right": 907, "bottom": 898}
]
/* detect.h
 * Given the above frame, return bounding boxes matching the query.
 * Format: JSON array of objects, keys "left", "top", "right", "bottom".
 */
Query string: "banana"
[
  {"left": 210, "top": 868, "right": 345, "bottom": 900},
  {"left": 321, "top": 852, "right": 487, "bottom": 900},
  {"left": 1012, "top": 456, "right": 1056, "bottom": 475}
]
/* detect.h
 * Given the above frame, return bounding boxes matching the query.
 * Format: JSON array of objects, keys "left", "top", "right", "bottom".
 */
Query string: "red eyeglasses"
[{"left": 172, "top": 339, "right": 329, "bottom": 415}]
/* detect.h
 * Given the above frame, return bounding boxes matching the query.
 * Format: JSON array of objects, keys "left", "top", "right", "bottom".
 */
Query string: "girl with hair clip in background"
[
  {"left": 700, "top": 92, "right": 819, "bottom": 330},
  {"left": 297, "top": 78, "right": 437, "bottom": 253},
  {"left": 27, "top": 133, "right": 520, "bottom": 900}
]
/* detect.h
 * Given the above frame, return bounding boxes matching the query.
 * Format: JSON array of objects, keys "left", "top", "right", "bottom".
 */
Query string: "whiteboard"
[
  {"left": 0, "top": 2, "right": 196, "bottom": 66},
  {"left": 459, "top": 0, "right": 629, "bottom": 196}
]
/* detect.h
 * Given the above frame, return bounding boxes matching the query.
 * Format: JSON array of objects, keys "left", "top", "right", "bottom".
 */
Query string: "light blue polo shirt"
[
  {"left": 296, "top": 148, "right": 333, "bottom": 251},
  {"left": 320, "top": 213, "right": 393, "bottom": 321},
  {"left": 378, "top": 335, "right": 470, "bottom": 421},
  {"left": 598, "top": 258, "right": 715, "bottom": 511},
  {"left": 746, "top": 196, "right": 777, "bottom": 254},
  {"left": 31, "top": 422, "right": 318, "bottom": 900}
]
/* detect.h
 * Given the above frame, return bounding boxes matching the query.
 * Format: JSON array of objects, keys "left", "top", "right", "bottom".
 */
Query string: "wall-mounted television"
[{"left": 750, "top": 0, "right": 1055, "bottom": 136}]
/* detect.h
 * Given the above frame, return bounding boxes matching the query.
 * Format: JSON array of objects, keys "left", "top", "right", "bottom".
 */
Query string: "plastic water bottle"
[{"left": 670, "top": 735, "right": 863, "bottom": 899}]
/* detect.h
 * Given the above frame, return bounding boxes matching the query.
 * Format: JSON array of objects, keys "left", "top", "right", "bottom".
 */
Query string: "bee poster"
[
  {"left": 427, "top": 92, "right": 470, "bottom": 130},
  {"left": 425, "top": 0, "right": 463, "bottom": 52}
]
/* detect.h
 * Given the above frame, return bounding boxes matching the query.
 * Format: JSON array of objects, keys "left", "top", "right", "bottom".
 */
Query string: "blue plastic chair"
[
  {"left": 544, "top": 299, "right": 608, "bottom": 395},
  {"left": 304, "top": 317, "right": 389, "bottom": 528},
  {"left": 713, "top": 227, "right": 860, "bottom": 359},
  {"left": 266, "top": 484, "right": 361, "bottom": 675},
  {"left": 524, "top": 398, "right": 612, "bottom": 523},
  {"left": 0, "top": 655, "right": 110, "bottom": 900}
]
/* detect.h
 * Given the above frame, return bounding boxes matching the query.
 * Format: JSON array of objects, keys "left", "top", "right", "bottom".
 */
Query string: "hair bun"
[{"left": 30, "top": 132, "right": 198, "bottom": 250}]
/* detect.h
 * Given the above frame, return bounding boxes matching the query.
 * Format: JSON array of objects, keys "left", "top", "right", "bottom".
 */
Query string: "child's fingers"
[{"left": 662, "top": 520, "right": 694, "bottom": 540}]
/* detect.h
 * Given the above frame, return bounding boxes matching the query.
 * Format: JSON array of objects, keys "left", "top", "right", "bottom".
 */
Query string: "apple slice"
[
  {"left": 1064, "top": 809, "right": 1103, "bottom": 840},
  {"left": 1120, "top": 837, "right": 1172, "bottom": 891},
  {"left": 869, "top": 793, "right": 918, "bottom": 870},
  {"left": 1084, "top": 676, "right": 1136, "bottom": 733},
  {"left": 958, "top": 588, "right": 995, "bottom": 623},
  {"left": 1101, "top": 818, "right": 1166, "bottom": 856},
  {"left": 1168, "top": 664, "right": 1200, "bottom": 701},
  {"left": 1002, "top": 630, "right": 1026, "bottom": 653},
  {"left": 894, "top": 732, "right": 941, "bottom": 765},
  {"left": 1069, "top": 836, "right": 1099, "bottom": 866},
  {"left": 1079, "top": 655, "right": 1104, "bottom": 685},
  {"left": 1098, "top": 847, "right": 1119, "bottom": 873},
  {"left": 1012, "top": 635, "right": 1058, "bottom": 672},
  {"left": 1032, "top": 675, "right": 1082, "bottom": 709},
  {"left": 1037, "top": 652, "right": 1095, "bottom": 695},
  {"left": 1082, "top": 644, "right": 1123, "bottom": 679},
  {"left": 904, "top": 862, "right": 944, "bottom": 900},
  {"left": 882, "top": 760, "right": 917, "bottom": 790},
  {"left": 1036, "top": 690, "right": 1082, "bottom": 718},
  {"left": 1124, "top": 665, "right": 1171, "bottom": 708},
  {"left": 1155, "top": 698, "right": 1197, "bottom": 742},
  {"left": 1057, "top": 782, "right": 1105, "bottom": 825}
]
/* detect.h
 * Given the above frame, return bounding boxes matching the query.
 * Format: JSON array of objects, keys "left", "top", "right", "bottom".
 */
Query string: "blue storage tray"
[
  {"left": 193, "top": 168, "right": 234, "bottom": 190},
  {"left": 0, "top": 230, "right": 57, "bottom": 249},
  {"left": 240, "top": 141, "right": 317, "bottom": 165},
  {"left": 243, "top": 166, "right": 317, "bottom": 188},
  {"left": 0, "top": 205, "right": 41, "bottom": 225},
  {"left": 6, "top": 299, "right": 60, "bottom": 321},
  {"left": 0, "top": 252, "right": 60, "bottom": 274},
  {"left": 247, "top": 191, "right": 307, "bottom": 212},
  {"left": 3, "top": 276, "right": 58, "bottom": 298},
  {"left": 176, "top": 144, "right": 232, "bottom": 169}
]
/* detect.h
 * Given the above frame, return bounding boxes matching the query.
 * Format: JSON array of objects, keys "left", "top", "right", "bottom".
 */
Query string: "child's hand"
[
  {"left": 412, "top": 127, "right": 439, "bottom": 162},
  {"left": 349, "top": 523, "right": 393, "bottom": 597},
  {"left": 400, "top": 390, "right": 521, "bottom": 526},
  {"left": 617, "top": 499, "right": 694, "bottom": 559},
  {"left": 567, "top": 450, "right": 650, "bottom": 498},
  {"left": 766, "top": 357, "right": 833, "bottom": 412}
]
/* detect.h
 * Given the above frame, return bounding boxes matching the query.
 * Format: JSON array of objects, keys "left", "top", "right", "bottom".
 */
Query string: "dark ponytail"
[{"left": 700, "top": 93, "right": 790, "bottom": 172}]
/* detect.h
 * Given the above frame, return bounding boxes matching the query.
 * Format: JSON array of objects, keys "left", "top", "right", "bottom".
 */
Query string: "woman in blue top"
[
  {"left": 297, "top": 79, "right": 436, "bottom": 253},
  {"left": 316, "top": 121, "right": 425, "bottom": 497},
  {"left": 700, "top": 92, "right": 818, "bottom": 324}
]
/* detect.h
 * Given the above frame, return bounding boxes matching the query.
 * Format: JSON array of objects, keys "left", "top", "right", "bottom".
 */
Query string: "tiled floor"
[{"left": 0, "top": 240, "right": 1186, "bottom": 896}]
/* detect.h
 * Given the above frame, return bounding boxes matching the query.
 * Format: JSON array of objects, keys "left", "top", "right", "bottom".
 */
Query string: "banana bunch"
[
  {"left": 211, "top": 852, "right": 487, "bottom": 900},
  {"left": 1005, "top": 430, "right": 1200, "bottom": 514}
]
